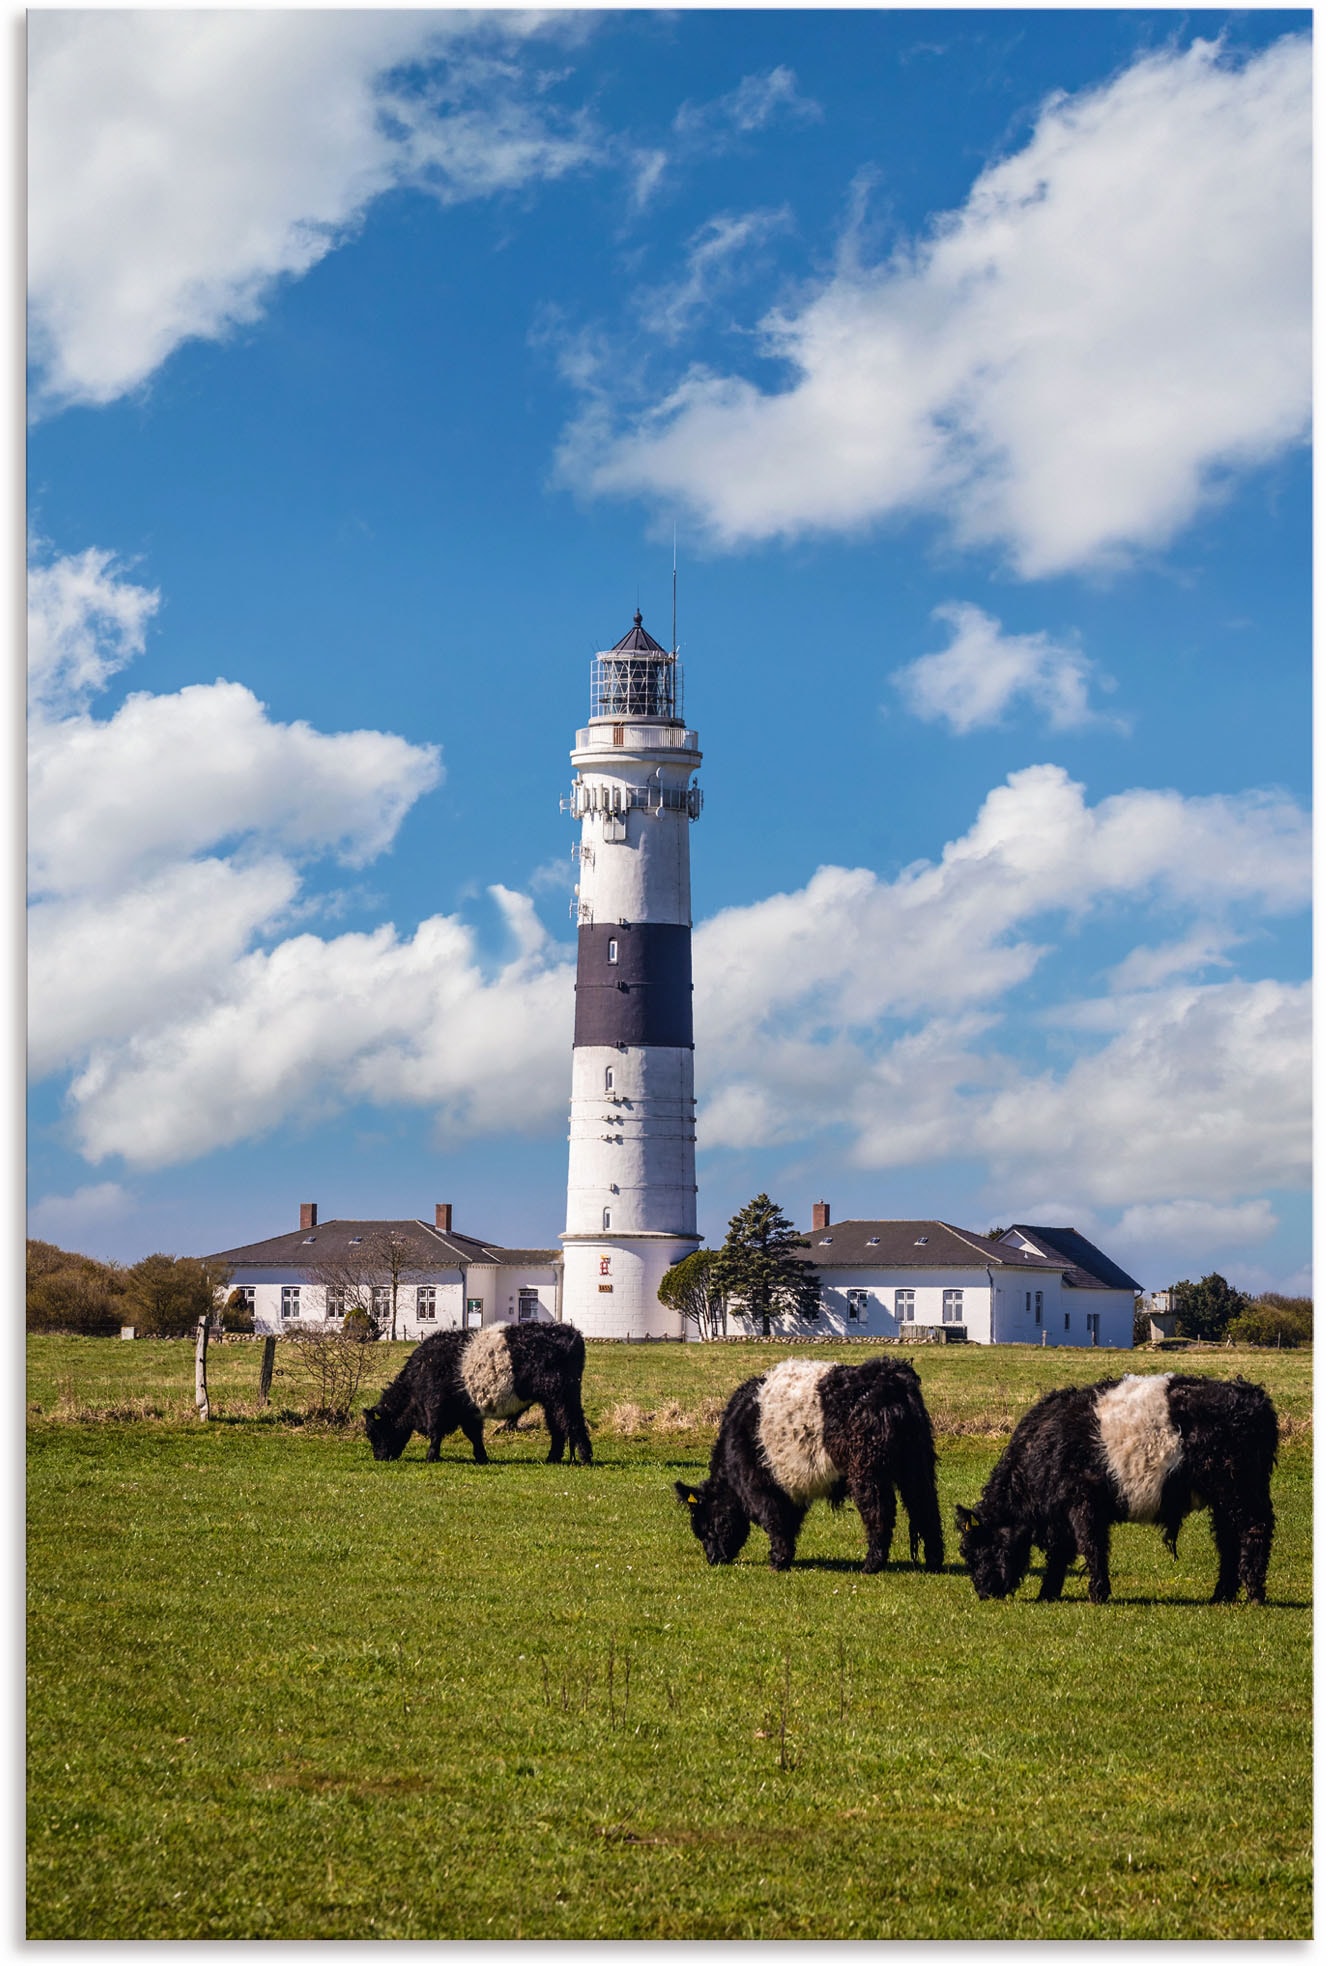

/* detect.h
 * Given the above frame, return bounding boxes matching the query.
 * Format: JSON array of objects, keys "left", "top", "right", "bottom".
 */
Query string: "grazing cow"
[
  {"left": 674, "top": 1355, "right": 944, "bottom": 1572},
  {"left": 955, "top": 1372, "right": 1277, "bottom": 1605},
  {"left": 364, "top": 1323, "right": 592, "bottom": 1465}
]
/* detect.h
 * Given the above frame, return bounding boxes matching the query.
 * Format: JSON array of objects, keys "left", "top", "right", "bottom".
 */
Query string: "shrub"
[
  {"left": 1227, "top": 1300, "right": 1312, "bottom": 1349},
  {"left": 281, "top": 1325, "right": 374, "bottom": 1421},
  {"left": 221, "top": 1289, "right": 254, "bottom": 1334},
  {"left": 122, "top": 1253, "right": 230, "bottom": 1337},
  {"left": 26, "top": 1240, "right": 126, "bottom": 1335},
  {"left": 342, "top": 1309, "right": 378, "bottom": 1343}
]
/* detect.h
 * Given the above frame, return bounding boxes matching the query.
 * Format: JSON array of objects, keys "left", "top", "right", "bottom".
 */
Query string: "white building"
[
  {"left": 561, "top": 612, "right": 704, "bottom": 1337},
  {"left": 725, "top": 1209, "right": 1140, "bottom": 1348},
  {"left": 207, "top": 1203, "right": 560, "bottom": 1339}
]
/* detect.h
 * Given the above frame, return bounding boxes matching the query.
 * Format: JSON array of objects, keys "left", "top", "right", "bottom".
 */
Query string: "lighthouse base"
[{"left": 560, "top": 1233, "right": 701, "bottom": 1339}]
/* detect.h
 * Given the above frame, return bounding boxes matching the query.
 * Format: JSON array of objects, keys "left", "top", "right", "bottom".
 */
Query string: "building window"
[
  {"left": 1087, "top": 1313, "right": 1100, "bottom": 1344},
  {"left": 607, "top": 939, "right": 619, "bottom": 964},
  {"left": 1064, "top": 1312, "right": 1071, "bottom": 1331},
  {"left": 326, "top": 1287, "right": 346, "bottom": 1320},
  {"left": 943, "top": 1289, "right": 964, "bottom": 1324},
  {"left": 371, "top": 1286, "right": 390, "bottom": 1321},
  {"left": 518, "top": 1290, "right": 539, "bottom": 1323},
  {"left": 847, "top": 1289, "right": 868, "bottom": 1324},
  {"left": 1025, "top": 1291, "right": 1031, "bottom": 1315},
  {"left": 417, "top": 1287, "right": 437, "bottom": 1321},
  {"left": 281, "top": 1286, "right": 301, "bottom": 1320},
  {"left": 895, "top": 1288, "right": 915, "bottom": 1323},
  {"left": 605, "top": 1066, "right": 615, "bottom": 1091},
  {"left": 1034, "top": 1290, "right": 1043, "bottom": 1326},
  {"left": 233, "top": 1286, "right": 255, "bottom": 1313}
]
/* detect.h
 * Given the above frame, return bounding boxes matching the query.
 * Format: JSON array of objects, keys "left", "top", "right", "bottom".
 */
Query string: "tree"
[
  {"left": 26, "top": 1239, "right": 126, "bottom": 1335},
  {"left": 362, "top": 1228, "right": 429, "bottom": 1342},
  {"left": 1171, "top": 1272, "right": 1251, "bottom": 1344},
  {"left": 122, "top": 1253, "right": 231, "bottom": 1337},
  {"left": 711, "top": 1194, "right": 821, "bottom": 1337},
  {"left": 309, "top": 1229, "right": 429, "bottom": 1340},
  {"left": 659, "top": 1249, "right": 724, "bottom": 1339},
  {"left": 1227, "top": 1296, "right": 1313, "bottom": 1349}
]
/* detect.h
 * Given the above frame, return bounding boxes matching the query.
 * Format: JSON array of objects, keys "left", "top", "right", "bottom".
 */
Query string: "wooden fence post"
[
  {"left": 194, "top": 1317, "right": 210, "bottom": 1422},
  {"left": 258, "top": 1335, "right": 277, "bottom": 1405}
]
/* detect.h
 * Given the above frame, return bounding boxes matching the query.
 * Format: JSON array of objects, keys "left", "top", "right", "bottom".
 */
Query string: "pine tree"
[{"left": 711, "top": 1194, "right": 821, "bottom": 1337}]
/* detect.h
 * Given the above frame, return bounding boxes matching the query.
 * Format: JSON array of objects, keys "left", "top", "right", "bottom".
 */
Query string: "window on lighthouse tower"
[
  {"left": 607, "top": 939, "right": 618, "bottom": 964},
  {"left": 603, "top": 1208, "right": 612, "bottom": 1231},
  {"left": 604, "top": 1066, "right": 615, "bottom": 1091}
]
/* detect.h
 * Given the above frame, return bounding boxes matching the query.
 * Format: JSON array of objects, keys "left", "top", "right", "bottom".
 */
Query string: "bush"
[
  {"left": 26, "top": 1240, "right": 126, "bottom": 1335},
  {"left": 342, "top": 1309, "right": 379, "bottom": 1343},
  {"left": 1227, "top": 1300, "right": 1313, "bottom": 1349},
  {"left": 221, "top": 1289, "right": 254, "bottom": 1334},
  {"left": 282, "top": 1325, "right": 373, "bottom": 1420},
  {"left": 121, "top": 1253, "right": 229, "bottom": 1338}
]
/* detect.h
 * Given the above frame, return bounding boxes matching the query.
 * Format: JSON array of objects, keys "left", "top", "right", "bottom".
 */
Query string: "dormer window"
[
  {"left": 349, "top": 1237, "right": 362, "bottom": 1246},
  {"left": 302, "top": 1235, "right": 316, "bottom": 1245},
  {"left": 819, "top": 1237, "right": 833, "bottom": 1246},
  {"left": 607, "top": 939, "right": 619, "bottom": 964},
  {"left": 867, "top": 1236, "right": 880, "bottom": 1246},
  {"left": 914, "top": 1235, "right": 929, "bottom": 1246}
]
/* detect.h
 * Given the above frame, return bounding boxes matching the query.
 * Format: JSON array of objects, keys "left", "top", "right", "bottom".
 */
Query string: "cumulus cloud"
[
  {"left": 28, "top": 1182, "right": 134, "bottom": 1244},
  {"left": 568, "top": 35, "right": 1310, "bottom": 576},
  {"left": 693, "top": 767, "right": 1309, "bottom": 1213},
  {"left": 28, "top": 11, "right": 599, "bottom": 411},
  {"left": 29, "top": 547, "right": 443, "bottom": 1087},
  {"left": 893, "top": 602, "right": 1119, "bottom": 734}
]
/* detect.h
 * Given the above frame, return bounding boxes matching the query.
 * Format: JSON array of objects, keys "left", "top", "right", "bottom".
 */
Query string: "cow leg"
[
  {"left": 565, "top": 1396, "right": 593, "bottom": 1465},
  {"left": 542, "top": 1404, "right": 567, "bottom": 1465},
  {"left": 847, "top": 1475, "right": 897, "bottom": 1574},
  {"left": 462, "top": 1412, "right": 489, "bottom": 1464},
  {"left": 1070, "top": 1503, "right": 1112, "bottom": 1604},
  {"left": 1237, "top": 1502, "right": 1273, "bottom": 1605},
  {"left": 1037, "top": 1534, "right": 1074, "bottom": 1602},
  {"left": 896, "top": 1459, "right": 945, "bottom": 1572},
  {"left": 1208, "top": 1503, "right": 1242, "bottom": 1602},
  {"left": 749, "top": 1491, "right": 806, "bottom": 1570}
]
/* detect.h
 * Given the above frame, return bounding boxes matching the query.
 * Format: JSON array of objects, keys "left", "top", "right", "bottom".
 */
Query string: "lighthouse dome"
[{"left": 591, "top": 611, "right": 679, "bottom": 721}]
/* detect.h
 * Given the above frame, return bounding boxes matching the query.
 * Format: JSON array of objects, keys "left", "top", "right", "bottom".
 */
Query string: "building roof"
[
  {"left": 203, "top": 1219, "right": 560, "bottom": 1270},
  {"left": 793, "top": 1219, "right": 1066, "bottom": 1272},
  {"left": 608, "top": 610, "right": 669, "bottom": 656},
  {"left": 1002, "top": 1226, "right": 1142, "bottom": 1294}
]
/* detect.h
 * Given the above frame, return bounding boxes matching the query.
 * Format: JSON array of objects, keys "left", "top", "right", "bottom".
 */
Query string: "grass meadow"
[{"left": 28, "top": 1336, "right": 1311, "bottom": 1939}]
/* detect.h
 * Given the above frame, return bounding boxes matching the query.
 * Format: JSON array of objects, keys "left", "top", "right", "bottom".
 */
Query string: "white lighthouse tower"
[{"left": 561, "top": 611, "right": 703, "bottom": 1338}]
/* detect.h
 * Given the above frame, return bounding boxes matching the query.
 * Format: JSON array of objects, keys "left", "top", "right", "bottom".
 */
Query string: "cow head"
[
  {"left": 363, "top": 1403, "right": 412, "bottom": 1461},
  {"left": 674, "top": 1479, "right": 749, "bottom": 1565},
  {"left": 954, "top": 1504, "right": 1024, "bottom": 1599}
]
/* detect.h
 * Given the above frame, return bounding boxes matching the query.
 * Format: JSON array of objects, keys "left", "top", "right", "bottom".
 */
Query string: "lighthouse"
[{"left": 561, "top": 611, "right": 703, "bottom": 1338}]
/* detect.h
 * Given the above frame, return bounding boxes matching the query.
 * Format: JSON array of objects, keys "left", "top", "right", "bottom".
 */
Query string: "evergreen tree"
[{"left": 712, "top": 1194, "right": 821, "bottom": 1337}]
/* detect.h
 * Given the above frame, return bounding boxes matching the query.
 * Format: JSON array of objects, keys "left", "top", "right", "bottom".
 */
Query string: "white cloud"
[
  {"left": 28, "top": 548, "right": 442, "bottom": 1086},
  {"left": 27, "top": 547, "right": 159, "bottom": 713},
  {"left": 28, "top": 11, "right": 599, "bottom": 411},
  {"left": 569, "top": 35, "right": 1310, "bottom": 577},
  {"left": 654, "top": 210, "right": 792, "bottom": 341},
  {"left": 893, "top": 602, "right": 1118, "bottom": 734},
  {"left": 673, "top": 66, "right": 822, "bottom": 143},
  {"left": 28, "top": 1182, "right": 133, "bottom": 1245},
  {"left": 1112, "top": 1196, "right": 1277, "bottom": 1255}
]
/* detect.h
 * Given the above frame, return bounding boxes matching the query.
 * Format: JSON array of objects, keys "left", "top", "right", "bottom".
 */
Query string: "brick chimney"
[
  {"left": 436, "top": 1203, "right": 453, "bottom": 1233},
  {"left": 300, "top": 1202, "right": 318, "bottom": 1230},
  {"left": 811, "top": 1200, "right": 831, "bottom": 1232}
]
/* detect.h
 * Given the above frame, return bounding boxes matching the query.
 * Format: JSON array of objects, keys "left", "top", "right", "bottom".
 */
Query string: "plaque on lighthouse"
[{"left": 560, "top": 612, "right": 703, "bottom": 1337}]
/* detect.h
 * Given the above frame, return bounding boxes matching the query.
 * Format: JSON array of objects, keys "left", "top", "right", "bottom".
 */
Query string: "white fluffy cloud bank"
[
  {"left": 568, "top": 35, "right": 1310, "bottom": 576},
  {"left": 28, "top": 11, "right": 598, "bottom": 411},
  {"left": 893, "top": 603, "right": 1118, "bottom": 734},
  {"left": 31, "top": 554, "right": 1308, "bottom": 1261}
]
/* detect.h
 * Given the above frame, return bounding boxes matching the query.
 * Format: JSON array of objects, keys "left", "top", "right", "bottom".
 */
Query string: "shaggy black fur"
[
  {"left": 674, "top": 1357, "right": 945, "bottom": 1573},
  {"left": 363, "top": 1323, "right": 593, "bottom": 1465},
  {"left": 955, "top": 1373, "right": 1277, "bottom": 1605}
]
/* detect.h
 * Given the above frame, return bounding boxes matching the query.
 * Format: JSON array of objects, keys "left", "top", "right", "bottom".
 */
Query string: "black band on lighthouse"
[{"left": 574, "top": 922, "right": 693, "bottom": 1048}]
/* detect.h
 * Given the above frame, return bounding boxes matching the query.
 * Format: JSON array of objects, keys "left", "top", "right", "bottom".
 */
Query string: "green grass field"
[{"left": 28, "top": 1336, "right": 1311, "bottom": 1939}]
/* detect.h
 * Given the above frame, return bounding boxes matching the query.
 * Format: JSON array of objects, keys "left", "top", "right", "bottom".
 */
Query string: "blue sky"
[{"left": 27, "top": 8, "right": 1310, "bottom": 1294}]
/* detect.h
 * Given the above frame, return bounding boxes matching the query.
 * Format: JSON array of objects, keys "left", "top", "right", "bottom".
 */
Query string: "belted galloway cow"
[
  {"left": 675, "top": 1354, "right": 944, "bottom": 1572},
  {"left": 364, "top": 1323, "right": 592, "bottom": 1465},
  {"left": 955, "top": 1371, "right": 1277, "bottom": 1604}
]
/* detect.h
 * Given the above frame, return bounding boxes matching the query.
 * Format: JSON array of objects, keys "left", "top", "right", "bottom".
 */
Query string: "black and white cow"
[
  {"left": 364, "top": 1323, "right": 593, "bottom": 1465},
  {"left": 675, "top": 1355, "right": 944, "bottom": 1573},
  {"left": 955, "top": 1372, "right": 1277, "bottom": 1605}
]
